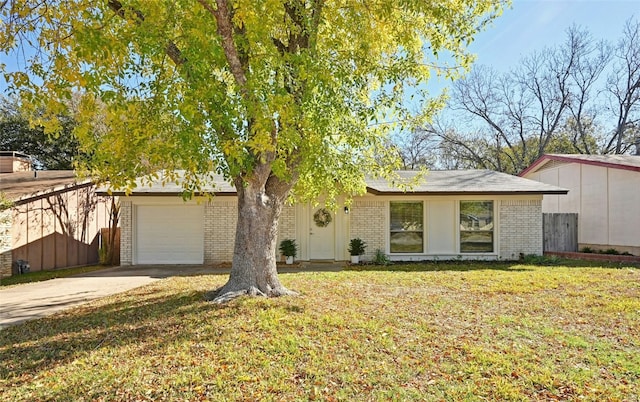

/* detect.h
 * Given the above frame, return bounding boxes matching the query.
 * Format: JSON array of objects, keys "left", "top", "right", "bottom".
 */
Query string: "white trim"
[{"left": 385, "top": 197, "right": 504, "bottom": 259}]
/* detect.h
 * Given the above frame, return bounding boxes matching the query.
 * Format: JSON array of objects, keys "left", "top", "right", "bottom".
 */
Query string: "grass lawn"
[
  {"left": 0, "top": 265, "right": 108, "bottom": 287},
  {"left": 0, "top": 262, "right": 638, "bottom": 401}
]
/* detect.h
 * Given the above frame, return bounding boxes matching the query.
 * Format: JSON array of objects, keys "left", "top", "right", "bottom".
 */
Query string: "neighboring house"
[
  {"left": 100, "top": 170, "right": 566, "bottom": 265},
  {"left": 0, "top": 153, "right": 116, "bottom": 278},
  {"left": 0, "top": 151, "right": 32, "bottom": 173},
  {"left": 520, "top": 154, "right": 640, "bottom": 255}
]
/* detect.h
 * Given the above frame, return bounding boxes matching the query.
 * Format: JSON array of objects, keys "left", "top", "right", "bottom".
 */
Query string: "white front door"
[{"left": 309, "top": 207, "right": 335, "bottom": 260}]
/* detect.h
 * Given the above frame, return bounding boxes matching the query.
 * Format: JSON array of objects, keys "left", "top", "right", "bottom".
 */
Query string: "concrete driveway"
[{"left": 0, "top": 265, "right": 218, "bottom": 330}]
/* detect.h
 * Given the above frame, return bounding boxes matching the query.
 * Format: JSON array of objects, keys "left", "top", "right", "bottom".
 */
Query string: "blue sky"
[
  {"left": 1, "top": 1, "right": 637, "bottom": 95},
  {"left": 469, "top": 0, "right": 637, "bottom": 71}
]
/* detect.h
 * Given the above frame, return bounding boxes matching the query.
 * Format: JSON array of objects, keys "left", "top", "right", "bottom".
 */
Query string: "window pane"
[
  {"left": 390, "top": 201, "right": 423, "bottom": 253},
  {"left": 460, "top": 201, "right": 493, "bottom": 253},
  {"left": 390, "top": 232, "right": 424, "bottom": 253},
  {"left": 460, "top": 231, "right": 493, "bottom": 252},
  {"left": 460, "top": 201, "right": 493, "bottom": 231},
  {"left": 390, "top": 202, "right": 423, "bottom": 231}
]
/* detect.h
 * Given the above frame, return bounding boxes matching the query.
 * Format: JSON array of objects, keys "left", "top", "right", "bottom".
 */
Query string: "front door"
[{"left": 309, "top": 207, "right": 336, "bottom": 259}]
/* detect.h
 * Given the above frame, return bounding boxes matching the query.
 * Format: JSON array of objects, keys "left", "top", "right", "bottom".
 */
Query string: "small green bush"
[
  {"left": 580, "top": 246, "right": 594, "bottom": 253},
  {"left": 348, "top": 238, "right": 367, "bottom": 256},
  {"left": 279, "top": 239, "right": 298, "bottom": 257},
  {"left": 603, "top": 248, "right": 620, "bottom": 255},
  {"left": 373, "top": 249, "right": 390, "bottom": 266}
]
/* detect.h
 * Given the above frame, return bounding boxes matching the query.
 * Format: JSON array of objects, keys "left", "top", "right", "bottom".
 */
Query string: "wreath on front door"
[{"left": 313, "top": 208, "right": 332, "bottom": 227}]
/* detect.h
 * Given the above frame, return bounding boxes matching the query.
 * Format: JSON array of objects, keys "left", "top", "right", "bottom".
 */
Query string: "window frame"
[
  {"left": 459, "top": 200, "right": 495, "bottom": 254},
  {"left": 389, "top": 200, "right": 425, "bottom": 254}
]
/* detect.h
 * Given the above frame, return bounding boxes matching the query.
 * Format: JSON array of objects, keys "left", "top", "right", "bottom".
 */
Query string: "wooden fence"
[
  {"left": 543, "top": 213, "right": 578, "bottom": 252},
  {"left": 100, "top": 227, "right": 121, "bottom": 266}
]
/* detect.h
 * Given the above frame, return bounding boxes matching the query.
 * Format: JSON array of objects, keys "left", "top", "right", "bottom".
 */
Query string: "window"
[
  {"left": 390, "top": 201, "right": 424, "bottom": 253},
  {"left": 460, "top": 201, "right": 494, "bottom": 253}
]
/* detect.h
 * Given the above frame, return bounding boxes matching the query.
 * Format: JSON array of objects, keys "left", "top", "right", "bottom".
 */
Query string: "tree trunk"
[{"left": 205, "top": 176, "right": 297, "bottom": 303}]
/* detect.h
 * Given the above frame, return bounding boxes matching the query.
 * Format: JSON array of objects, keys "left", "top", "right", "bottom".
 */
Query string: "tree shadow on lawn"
[
  {"left": 0, "top": 280, "right": 304, "bottom": 389},
  {"left": 346, "top": 260, "right": 534, "bottom": 273}
]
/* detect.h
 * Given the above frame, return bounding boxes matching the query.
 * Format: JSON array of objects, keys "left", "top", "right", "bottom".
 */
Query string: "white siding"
[
  {"left": 524, "top": 159, "right": 640, "bottom": 253},
  {"left": 580, "top": 165, "right": 608, "bottom": 245},
  {"left": 427, "top": 200, "right": 455, "bottom": 254},
  {"left": 539, "top": 168, "right": 560, "bottom": 213},
  {"left": 558, "top": 163, "right": 581, "bottom": 213},
  {"left": 608, "top": 169, "right": 640, "bottom": 247}
]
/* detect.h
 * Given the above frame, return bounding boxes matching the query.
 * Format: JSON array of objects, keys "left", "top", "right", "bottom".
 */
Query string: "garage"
[{"left": 135, "top": 205, "right": 204, "bottom": 264}]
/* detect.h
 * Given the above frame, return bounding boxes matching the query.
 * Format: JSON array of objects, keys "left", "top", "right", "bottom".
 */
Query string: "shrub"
[
  {"left": 348, "top": 238, "right": 367, "bottom": 256},
  {"left": 279, "top": 239, "right": 298, "bottom": 257},
  {"left": 373, "top": 249, "right": 390, "bottom": 266}
]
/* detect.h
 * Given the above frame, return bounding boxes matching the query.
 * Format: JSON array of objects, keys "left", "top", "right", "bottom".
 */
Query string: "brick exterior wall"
[
  {"left": 350, "top": 200, "right": 386, "bottom": 261},
  {"left": 204, "top": 201, "right": 296, "bottom": 264},
  {"left": 203, "top": 202, "right": 216, "bottom": 264},
  {"left": 120, "top": 200, "right": 133, "bottom": 265},
  {"left": 206, "top": 200, "right": 237, "bottom": 263},
  {"left": 277, "top": 204, "right": 296, "bottom": 247},
  {"left": 120, "top": 197, "right": 543, "bottom": 264},
  {"left": 499, "top": 199, "right": 542, "bottom": 260},
  {"left": 0, "top": 209, "right": 12, "bottom": 278},
  {"left": 121, "top": 198, "right": 297, "bottom": 265}
]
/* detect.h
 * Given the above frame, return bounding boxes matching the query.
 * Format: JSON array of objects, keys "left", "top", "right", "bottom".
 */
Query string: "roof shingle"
[{"left": 100, "top": 169, "right": 567, "bottom": 196}]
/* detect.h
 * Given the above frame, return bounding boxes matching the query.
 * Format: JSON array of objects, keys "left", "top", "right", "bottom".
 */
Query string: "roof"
[
  {"left": 0, "top": 171, "right": 91, "bottom": 202},
  {"left": 366, "top": 170, "right": 568, "bottom": 195},
  {"left": 97, "top": 171, "right": 236, "bottom": 196},
  {"left": 0, "top": 151, "right": 30, "bottom": 159},
  {"left": 99, "top": 169, "right": 567, "bottom": 196},
  {"left": 520, "top": 154, "right": 640, "bottom": 177}
]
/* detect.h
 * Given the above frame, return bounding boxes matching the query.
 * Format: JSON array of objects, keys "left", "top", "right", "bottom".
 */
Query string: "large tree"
[
  {"left": 0, "top": 97, "right": 82, "bottom": 169},
  {"left": 1, "top": 0, "right": 505, "bottom": 302}
]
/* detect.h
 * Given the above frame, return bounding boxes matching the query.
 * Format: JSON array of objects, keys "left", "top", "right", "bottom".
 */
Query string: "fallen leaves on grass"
[{"left": 1, "top": 265, "right": 639, "bottom": 401}]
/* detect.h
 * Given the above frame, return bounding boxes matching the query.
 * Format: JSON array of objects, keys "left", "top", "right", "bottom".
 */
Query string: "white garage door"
[{"left": 135, "top": 205, "right": 204, "bottom": 264}]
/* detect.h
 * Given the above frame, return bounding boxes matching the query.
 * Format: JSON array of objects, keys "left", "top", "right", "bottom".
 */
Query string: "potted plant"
[
  {"left": 348, "top": 238, "right": 367, "bottom": 264},
  {"left": 279, "top": 239, "right": 298, "bottom": 264}
]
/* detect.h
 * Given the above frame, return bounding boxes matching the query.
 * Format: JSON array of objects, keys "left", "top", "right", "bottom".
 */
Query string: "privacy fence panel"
[{"left": 543, "top": 213, "right": 578, "bottom": 252}]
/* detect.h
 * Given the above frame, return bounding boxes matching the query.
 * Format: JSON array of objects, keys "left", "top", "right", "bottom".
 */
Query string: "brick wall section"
[
  {"left": 277, "top": 204, "right": 296, "bottom": 247},
  {"left": 204, "top": 201, "right": 296, "bottom": 264},
  {"left": 203, "top": 202, "right": 216, "bottom": 264},
  {"left": 0, "top": 209, "right": 12, "bottom": 277},
  {"left": 207, "top": 200, "right": 238, "bottom": 263},
  {"left": 499, "top": 199, "right": 542, "bottom": 260},
  {"left": 350, "top": 200, "right": 386, "bottom": 260},
  {"left": 120, "top": 200, "right": 133, "bottom": 265}
]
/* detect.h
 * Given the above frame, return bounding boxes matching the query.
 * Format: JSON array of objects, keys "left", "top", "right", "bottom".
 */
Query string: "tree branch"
[
  {"left": 197, "top": 0, "right": 248, "bottom": 91},
  {"left": 107, "top": 0, "right": 186, "bottom": 66}
]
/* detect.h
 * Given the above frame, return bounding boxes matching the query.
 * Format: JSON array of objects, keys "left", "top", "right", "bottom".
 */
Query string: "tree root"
[{"left": 205, "top": 285, "right": 299, "bottom": 304}]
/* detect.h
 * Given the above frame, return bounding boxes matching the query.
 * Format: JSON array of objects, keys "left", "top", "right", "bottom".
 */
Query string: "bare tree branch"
[{"left": 606, "top": 18, "right": 640, "bottom": 154}]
